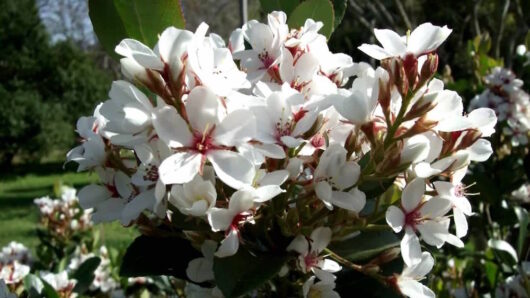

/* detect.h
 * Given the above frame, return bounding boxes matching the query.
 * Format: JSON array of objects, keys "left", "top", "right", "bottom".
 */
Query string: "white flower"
[
  {"left": 302, "top": 268, "right": 340, "bottom": 298},
  {"left": 170, "top": 168, "right": 217, "bottom": 217},
  {"left": 244, "top": 169, "right": 289, "bottom": 203},
  {"left": 385, "top": 178, "right": 463, "bottom": 266},
  {"left": 154, "top": 86, "right": 256, "bottom": 189},
  {"left": 66, "top": 116, "right": 106, "bottom": 172},
  {"left": 252, "top": 85, "right": 317, "bottom": 149},
  {"left": 187, "top": 23, "right": 250, "bottom": 96},
  {"left": 78, "top": 168, "right": 135, "bottom": 224},
  {"left": 186, "top": 240, "right": 217, "bottom": 283},
  {"left": 395, "top": 252, "right": 435, "bottom": 298},
  {"left": 433, "top": 168, "right": 473, "bottom": 238},
  {"left": 207, "top": 190, "right": 256, "bottom": 257},
  {"left": 279, "top": 48, "right": 319, "bottom": 91},
  {"left": 314, "top": 143, "right": 365, "bottom": 212},
  {"left": 115, "top": 26, "right": 193, "bottom": 81},
  {"left": 234, "top": 12, "right": 288, "bottom": 82},
  {"left": 99, "top": 80, "right": 155, "bottom": 147},
  {"left": 287, "top": 227, "right": 341, "bottom": 275},
  {"left": 358, "top": 23, "right": 452, "bottom": 60},
  {"left": 0, "top": 261, "right": 30, "bottom": 284}
]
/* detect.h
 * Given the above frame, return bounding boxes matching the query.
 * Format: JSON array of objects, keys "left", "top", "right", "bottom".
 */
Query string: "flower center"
[
  {"left": 404, "top": 210, "right": 422, "bottom": 228},
  {"left": 304, "top": 251, "right": 320, "bottom": 271},
  {"left": 192, "top": 129, "right": 215, "bottom": 155},
  {"left": 143, "top": 165, "right": 159, "bottom": 182},
  {"left": 258, "top": 50, "right": 275, "bottom": 69},
  {"left": 229, "top": 212, "right": 252, "bottom": 233},
  {"left": 454, "top": 183, "right": 466, "bottom": 198},
  {"left": 311, "top": 134, "right": 325, "bottom": 148}
]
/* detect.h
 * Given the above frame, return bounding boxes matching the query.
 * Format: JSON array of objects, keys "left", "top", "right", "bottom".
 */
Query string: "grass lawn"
[{"left": 0, "top": 162, "right": 138, "bottom": 252}]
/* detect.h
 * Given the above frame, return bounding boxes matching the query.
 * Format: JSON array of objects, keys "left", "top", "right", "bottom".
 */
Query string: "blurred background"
[{"left": 0, "top": 0, "right": 529, "bottom": 296}]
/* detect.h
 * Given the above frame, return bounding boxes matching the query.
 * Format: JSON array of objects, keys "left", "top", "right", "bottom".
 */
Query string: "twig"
[{"left": 393, "top": 0, "right": 411, "bottom": 29}]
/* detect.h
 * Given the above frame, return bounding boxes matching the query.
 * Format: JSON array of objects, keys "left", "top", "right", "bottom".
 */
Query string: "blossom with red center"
[
  {"left": 154, "top": 86, "right": 257, "bottom": 189},
  {"left": 386, "top": 178, "right": 462, "bottom": 266}
]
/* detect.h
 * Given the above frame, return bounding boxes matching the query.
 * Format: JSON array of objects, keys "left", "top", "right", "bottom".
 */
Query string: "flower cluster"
[
  {"left": 0, "top": 242, "right": 32, "bottom": 286},
  {"left": 67, "top": 12, "right": 497, "bottom": 297},
  {"left": 469, "top": 67, "right": 529, "bottom": 147},
  {"left": 67, "top": 245, "right": 119, "bottom": 293},
  {"left": 34, "top": 185, "right": 93, "bottom": 238}
]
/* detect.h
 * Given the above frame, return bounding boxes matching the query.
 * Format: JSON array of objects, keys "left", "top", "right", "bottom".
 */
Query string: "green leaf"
[
  {"left": 259, "top": 0, "right": 299, "bottom": 16},
  {"left": 89, "top": 0, "right": 186, "bottom": 59},
  {"left": 24, "top": 274, "right": 44, "bottom": 298},
  {"left": 488, "top": 239, "right": 518, "bottom": 264},
  {"left": 330, "top": 0, "right": 347, "bottom": 30},
  {"left": 514, "top": 206, "right": 529, "bottom": 258},
  {"left": 288, "top": 0, "right": 335, "bottom": 39},
  {"left": 40, "top": 278, "right": 60, "bottom": 298},
  {"left": 213, "top": 248, "right": 288, "bottom": 298},
  {"left": 120, "top": 235, "right": 201, "bottom": 280},
  {"left": 329, "top": 230, "right": 400, "bottom": 261},
  {"left": 72, "top": 256, "right": 101, "bottom": 294}
]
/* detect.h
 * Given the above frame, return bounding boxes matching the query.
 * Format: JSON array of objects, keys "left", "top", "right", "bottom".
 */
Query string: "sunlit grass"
[{"left": 0, "top": 163, "right": 137, "bottom": 252}]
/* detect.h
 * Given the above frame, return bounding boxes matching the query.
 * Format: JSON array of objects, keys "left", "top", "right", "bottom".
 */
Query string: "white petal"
[
  {"left": 386, "top": 206, "right": 405, "bottom": 233},
  {"left": 419, "top": 197, "right": 451, "bottom": 218},
  {"left": 358, "top": 44, "right": 393, "bottom": 60},
  {"left": 186, "top": 257, "right": 214, "bottom": 283},
  {"left": 252, "top": 185, "right": 284, "bottom": 203},
  {"left": 186, "top": 86, "right": 223, "bottom": 132},
  {"left": 260, "top": 170, "right": 289, "bottom": 186},
  {"left": 121, "top": 190, "right": 155, "bottom": 225},
  {"left": 397, "top": 279, "right": 435, "bottom": 298},
  {"left": 158, "top": 152, "right": 201, "bottom": 185},
  {"left": 315, "top": 181, "right": 332, "bottom": 202},
  {"left": 408, "top": 23, "right": 452, "bottom": 56},
  {"left": 318, "top": 259, "right": 342, "bottom": 273},
  {"left": 215, "top": 229, "right": 240, "bottom": 258},
  {"left": 402, "top": 251, "right": 434, "bottom": 279},
  {"left": 401, "top": 227, "right": 422, "bottom": 267},
  {"left": 228, "top": 190, "right": 255, "bottom": 213},
  {"left": 152, "top": 105, "right": 193, "bottom": 147},
  {"left": 78, "top": 184, "right": 110, "bottom": 209},
  {"left": 328, "top": 189, "right": 366, "bottom": 212},
  {"left": 115, "top": 39, "right": 163, "bottom": 70},
  {"left": 287, "top": 235, "right": 309, "bottom": 255},
  {"left": 91, "top": 199, "right": 127, "bottom": 223},
  {"left": 453, "top": 208, "right": 469, "bottom": 238},
  {"left": 215, "top": 109, "right": 256, "bottom": 146},
  {"left": 207, "top": 208, "right": 234, "bottom": 232},
  {"left": 310, "top": 227, "right": 332, "bottom": 254},
  {"left": 374, "top": 29, "right": 406, "bottom": 56},
  {"left": 402, "top": 178, "right": 425, "bottom": 213},
  {"left": 467, "top": 108, "right": 497, "bottom": 137},
  {"left": 467, "top": 139, "right": 493, "bottom": 162},
  {"left": 208, "top": 150, "right": 255, "bottom": 189}
]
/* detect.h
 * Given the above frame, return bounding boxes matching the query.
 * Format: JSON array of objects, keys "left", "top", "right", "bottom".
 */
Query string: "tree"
[{"left": 0, "top": 0, "right": 111, "bottom": 167}]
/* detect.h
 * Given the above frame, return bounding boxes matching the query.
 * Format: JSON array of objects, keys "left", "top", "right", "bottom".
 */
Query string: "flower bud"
[
  {"left": 417, "top": 53, "right": 438, "bottom": 88},
  {"left": 382, "top": 58, "right": 409, "bottom": 96},
  {"left": 403, "top": 53, "right": 418, "bottom": 90}
]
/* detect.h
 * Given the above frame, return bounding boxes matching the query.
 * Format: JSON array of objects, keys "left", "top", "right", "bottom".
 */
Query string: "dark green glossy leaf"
[
  {"left": 514, "top": 206, "right": 528, "bottom": 258},
  {"left": 329, "top": 230, "right": 400, "bottom": 261},
  {"left": 72, "top": 256, "right": 101, "bottom": 294},
  {"left": 213, "top": 248, "right": 288, "bottom": 298},
  {"left": 259, "top": 0, "right": 299, "bottom": 16},
  {"left": 120, "top": 235, "right": 201, "bottom": 280},
  {"left": 330, "top": 0, "right": 347, "bottom": 29},
  {"left": 89, "top": 0, "right": 185, "bottom": 59},
  {"left": 288, "top": 0, "right": 335, "bottom": 39}
]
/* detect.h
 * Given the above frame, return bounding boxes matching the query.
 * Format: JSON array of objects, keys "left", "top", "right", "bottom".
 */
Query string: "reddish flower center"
[
  {"left": 311, "top": 134, "right": 325, "bottom": 148},
  {"left": 304, "top": 251, "right": 320, "bottom": 271},
  {"left": 404, "top": 209, "right": 422, "bottom": 228},
  {"left": 454, "top": 183, "right": 466, "bottom": 198},
  {"left": 192, "top": 130, "right": 216, "bottom": 155},
  {"left": 228, "top": 212, "right": 252, "bottom": 233},
  {"left": 143, "top": 165, "right": 159, "bottom": 182},
  {"left": 258, "top": 51, "right": 275, "bottom": 69}
]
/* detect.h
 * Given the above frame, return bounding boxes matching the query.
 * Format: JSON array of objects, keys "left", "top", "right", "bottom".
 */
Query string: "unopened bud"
[
  {"left": 404, "top": 93, "right": 437, "bottom": 121},
  {"left": 455, "top": 129, "right": 482, "bottom": 151},
  {"left": 403, "top": 53, "right": 418, "bottom": 90},
  {"left": 360, "top": 121, "right": 378, "bottom": 146},
  {"left": 371, "top": 247, "right": 401, "bottom": 265},
  {"left": 382, "top": 58, "right": 409, "bottom": 96},
  {"left": 399, "top": 116, "right": 438, "bottom": 139},
  {"left": 417, "top": 53, "right": 438, "bottom": 88}
]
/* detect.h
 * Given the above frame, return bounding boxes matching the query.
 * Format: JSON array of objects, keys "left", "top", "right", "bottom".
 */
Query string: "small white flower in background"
[
  {"left": 385, "top": 178, "right": 463, "bottom": 266},
  {"left": 358, "top": 23, "right": 452, "bottom": 60},
  {"left": 302, "top": 268, "right": 340, "bottom": 298},
  {"left": 511, "top": 184, "right": 530, "bottom": 203},
  {"left": 170, "top": 167, "right": 217, "bottom": 217},
  {"left": 287, "top": 227, "right": 341, "bottom": 278},
  {"left": 395, "top": 252, "right": 435, "bottom": 298},
  {"left": 0, "top": 242, "right": 32, "bottom": 265},
  {"left": 314, "top": 143, "right": 365, "bottom": 213},
  {"left": 243, "top": 169, "right": 289, "bottom": 203},
  {"left": 207, "top": 190, "right": 256, "bottom": 258},
  {"left": 185, "top": 283, "right": 224, "bottom": 298},
  {"left": 186, "top": 240, "right": 217, "bottom": 283},
  {"left": 0, "top": 261, "right": 30, "bottom": 285}
]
